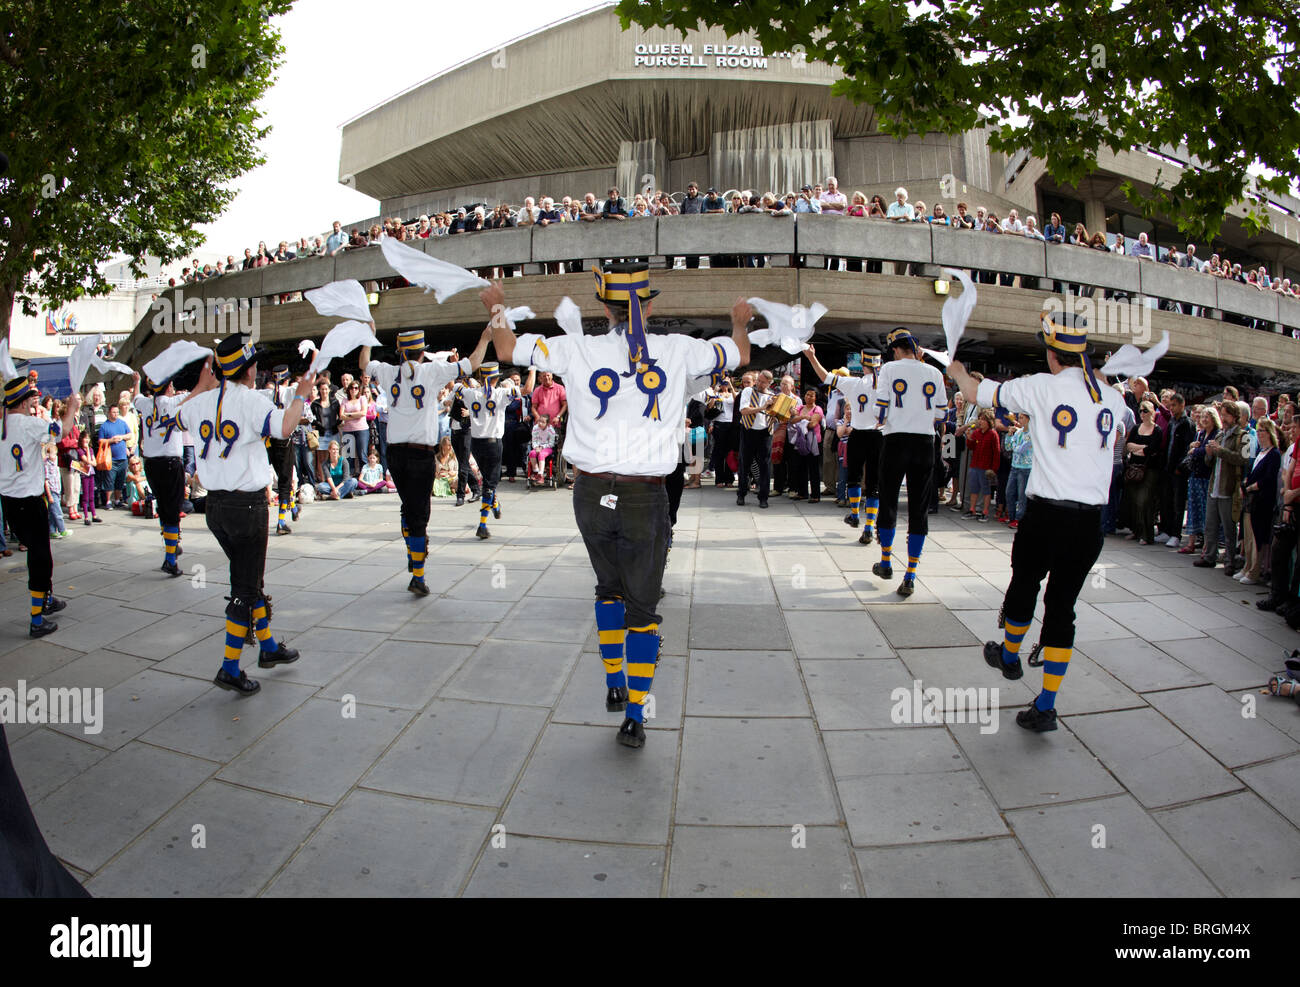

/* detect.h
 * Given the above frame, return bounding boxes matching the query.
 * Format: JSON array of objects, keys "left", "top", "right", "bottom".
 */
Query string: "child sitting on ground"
[{"left": 357, "top": 450, "right": 394, "bottom": 494}]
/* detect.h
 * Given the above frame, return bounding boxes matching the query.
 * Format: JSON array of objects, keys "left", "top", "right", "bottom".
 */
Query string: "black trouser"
[
  {"left": 794, "top": 450, "right": 820, "bottom": 498},
  {"left": 471, "top": 437, "right": 502, "bottom": 501},
  {"left": 387, "top": 443, "right": 436, "bottom": 538},
  {"left": 0, "top": 723, "right": 88, "bottom": 897},
  {"left": 143, "top": 455, "right": 185, "bottom": 526},
  {"left": 450, "top": 429, "right": 476, "bottom": 498},
  {"left": 738, "top": 428, "right": 771, "bottom": 503},
  {"left": 267, "top": 439, "right": 294, "bottom": 510},
  {"left": 1003, "top": 498, "right": 1104, "bottom": 648},
  {"left": 1159, "top": 471, "right": 1187, "bottom": 539},
  {"left": 573, "top": 473, "right": 669, "bottom": 629},
  {"left": 710, "top": 421, "right": 736, "bottom": 485},
  {"left": 846, "top": 429, "right": 883, "bottom": 497},
  {"left": 1269, "top": 522, "right": 1300, "bottom": 603},
  {"left": 204, "top": 489, "right": 269, "bottom": 607},
  {"left": 666, "top": 459, "right": 686, "bottom": 527},
  {"left": 877, "top": 433, "right": 934, "bottom": 535},
  {"left": 294, "top": 438, "right": 317, "bottom": 486},
  {"left": 1, "top": 495, "right": 51, "bottom": 596}
]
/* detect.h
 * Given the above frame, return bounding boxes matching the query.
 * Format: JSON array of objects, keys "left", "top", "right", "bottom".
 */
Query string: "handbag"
[
  {"left": 1124, "top": 459, "right": 1146, "bottom": 484},
  {"left": 307, "top": 429, "right": 320, "bottom": 451},
  {"left": 95, "top": 440, "right": 113, "bottom": 471}
]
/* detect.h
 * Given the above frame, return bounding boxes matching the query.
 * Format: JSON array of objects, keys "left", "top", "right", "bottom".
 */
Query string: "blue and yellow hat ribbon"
[{"left": 1041, "top": 313, "right": 1102, "bottom": 404}]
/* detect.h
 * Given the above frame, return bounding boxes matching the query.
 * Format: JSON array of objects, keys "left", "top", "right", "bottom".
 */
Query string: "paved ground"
[{"left": 2, "top": 482, "right": 1298, "bottom": 897}]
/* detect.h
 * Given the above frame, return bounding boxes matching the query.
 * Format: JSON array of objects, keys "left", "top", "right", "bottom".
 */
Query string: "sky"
[{"left": 193, "top": 0, "right": 604, "bottom": 258}]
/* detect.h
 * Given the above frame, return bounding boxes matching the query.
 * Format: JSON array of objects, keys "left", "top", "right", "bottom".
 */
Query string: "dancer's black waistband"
[
  {"left": 205, "top": 489, "right": 267, "bottom": 506},
  {"left": 1028, "top": 495, "right": 1102, "bottom": 512}
]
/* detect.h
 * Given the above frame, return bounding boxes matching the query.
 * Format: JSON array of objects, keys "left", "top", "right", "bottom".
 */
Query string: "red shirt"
[
  {"left": 531, "top": 381, "right": 567, "bottom": 420},
  {"left": 968, "top": 426, "right": 1001, "bottom": 471}
]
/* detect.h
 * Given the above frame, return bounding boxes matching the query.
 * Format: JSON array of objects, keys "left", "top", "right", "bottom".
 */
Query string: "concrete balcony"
[{"left": 119, "top": 218, "right": 1300, "bottom": 382}]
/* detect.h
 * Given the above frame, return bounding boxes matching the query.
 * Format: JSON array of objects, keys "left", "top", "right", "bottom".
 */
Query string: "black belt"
[
  {"left": 577, "top": 470, "right": 664, "bottom": 486},
  {"left": 205, "top": 489, "right": 266, "bottom": 506},
  {"left": 390, "top": 442, "right": 437, "bottom": 453},
  {"left": 1028, "top": 495, "right": 1102, "bottom": 511}
]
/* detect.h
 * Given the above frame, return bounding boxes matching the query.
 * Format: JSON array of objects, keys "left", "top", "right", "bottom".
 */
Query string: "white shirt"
[
  {"left": 827, "top": 373, "right": 879, "bottom": 430},
  {"left": 367, "top": 357, "right": 470, "bottom": 446},
  {"left": 134, "top": 394, "right": 186, "bottom": 459},
  {"left": 874, "top": 359, "right": 948, "bottom": 435},
  {"left": 467, "top": 384, "right": 511, "bottom": 439},
  {"left": 739, "top": 385, "right": 774, "bottom": 431},
  {"left": 977, "top": 368, "right": 1127, "bottom": 505},
  {"left": 711, "top": 389, "right": 734, "bottom": 424},
  {"left": 514, "top": 329, "right": 739, "bottom": 475},
  {"left": 177, "top": 383, "right": 287, "bottom": 493},
  {"left": 0, "top": 413, "right": 59, "bottom": 498}
]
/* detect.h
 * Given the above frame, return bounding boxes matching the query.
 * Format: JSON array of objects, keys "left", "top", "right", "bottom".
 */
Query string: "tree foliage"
[
  {"left": 617, "top": 0, "right": 1300, "bottom": 242},
  {"left": 0, "top": 1, "right": 293, "bottom": 337}
]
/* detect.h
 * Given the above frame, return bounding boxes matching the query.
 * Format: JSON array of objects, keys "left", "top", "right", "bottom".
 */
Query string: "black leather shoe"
[
  {"left": 276, "top": 523, "right": 292, "bottom": 535},
  {"left": 475, "top": 525, "right": 490, "bottom": 540},
  {"left": 161, "top": 561, "right": 182, "bottom": 577},
  {"left": 492, "top": 502, "right": 501, "bottom": 520},
  {"left": 42, "top": 596, "right": 67, "bottom": 615},
  {"left": 258, "top": 643, "right": 299, "bottom": 667},
  {"left": 455, "top": 496, "right": 465, "bottom": 507},
  {"left": 213, "top": 668, "right": 260, "bottom": 694},
  {"left": 1193, "top": 558, "right": 1215, "bottom": 568},
  {"left": 758, "top": 500, "right": 769, "bottom": 509},
  {"left": 735, "top": 496, "right": 745, "bottom": 506},
  {"left": 984, "top": 640, "right": 1023, "bottom": 680},
  {"left": 872, "top": 562, "right": 894, "bottom": 580},
  {"left": 858, "top": 528, "right": 874, "bottom": 545},
  {"left": 616, "top": 717, "right": 645, "bottom": 748},
  {"left": 1016, "top": 702, "right": 1058, "bottom": 732},
  {"left": 896, "top": 578, "right": 915, "bottom": 598},
  {"left": 606, "top": 686, "right": 628, "bottom": 712},
  {"left": 408, "top": 577, "right": 430, "bottom": 596},
  {"left": 29, "top": 620, "right": 58, "bottom": 638},
  {"left": 1257, "top": 597, "right": 1283, "bottom": 611},
  {"left": 844, "top": 513, "right": 859, "bottom": 527}
]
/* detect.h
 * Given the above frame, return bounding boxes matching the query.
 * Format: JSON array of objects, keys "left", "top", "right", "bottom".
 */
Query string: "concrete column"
[{"left": 1084, "top": 198, "right": 1108, "bottom": 237}]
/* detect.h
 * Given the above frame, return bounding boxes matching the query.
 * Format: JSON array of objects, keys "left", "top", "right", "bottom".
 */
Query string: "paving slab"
[
  {"left": 685, "top": 650, "right": 809, "bottom": 717},
  {"left": 552, "top": 655, "right": 687, "bottom": 730},
  {"left": 264, "top": 790, "right": 495, "bottom": 897},
  {"left": 687, "top": 604, "right": 791, "bottom": 651},
  {"left": 1067, "top": 708, "right": 1241, "bottom": 808},
  {"left": 85, "top": 780, "right": 327, "bottom": 897},
  {"left": 31, "top": 741, "right": 216, "bottom": 873},
  {"left": 867, "top": 603, "right": 980, "bottom": 649},
  {"left": 439, "top": 638, "right": 581, "bottom": 707},
  {"left": 1237, "top": 754, "right": 1300, "bottom": 825},
  {"left": 1007, "top": 794, "right": 1219, "bottom": 897},
  {"left": 8, "top": 728, "right": 110, "bottom": 804},
  {"left": 802, "top": 658, "right": 926, "bottom": 730},
  {"left": 465, "top": 836, "right": 665, "bottom": 897},
  {"left": 217, "top": 698, "right": 416, "bottom": 805},
  {"left": 320, "top": 641, "right": 474, "bottom": 709},
  {"left": 667, "top": 825, "right": 858, "bottom": 897},
  {"left": 1074, "top": 637, "right": 1209, "bottom": 693},
  {"left": 503, "top": 723, "right": 678, "bottom": 844},
  {"left": 49, "top": 668, "right": 213, "bottom": 751},
  {"left": 783, "top": 609, "right": 893, "bottom": 660},
  {"left": 1152, "top": 636, "right": 1275, "bottom": 691},
  {"left": 1155, "top": 791, "right": 1300, "bottom": 897},
  {"left": 857, "top": 838, "right": 1047, "bottom": 897},
  {"left": 141, "top": 678, "right": 317, "bottom": 762},
  {"left": 676, "top": 718, "right": 839, "bottom": 826},
  {"left": 361, "top": 699, "right": 548, "bottom": 806},
  {"left": 1144, "top": 685, "right": 1295, "bottom": 768}
]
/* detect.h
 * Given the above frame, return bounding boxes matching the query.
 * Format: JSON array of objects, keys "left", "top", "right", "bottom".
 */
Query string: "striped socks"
[
  {"left": 904, "top": 532, "right": 925, "bottom": 582},
  {"left": 409, "top": 536, "right": 427, "bottom": 583},
  {"left": 1001, "top": 616, "right": 1031, "bottom": 666},
  {"left": 479, "top": 493, "right": 491, "bottom": 531},
  {"left": 595, "top": 598, "right": 626, "bottom": 688},
  {"left": 877, "top": 528, "right": 895, "bottom": 573},
  {"left": 162, "top": 524, "right": 179, "bottom": 565},
  {"left": 848, "top": 486, "right": 861, "bottom": 520},
  {"left": 223, "top": 615, "right": 247, "bottom": 676},
  {"left": 1036, "top": 646, "right": 1072, "bottom": 711},
  {"left": 625, "top": 625, "right": 660, "bottom": 723},
  {"left": 277, "top": 503, "right": 286, "bottom": 526},
  {"left": 252, "top": 600, "right": 279, "bottom": 654},
  {"left": 29, "top": 593, "right": 44, "bottom": 628},
  {"left": 863, "top": 497, "right": 879, "bottom": 531}
]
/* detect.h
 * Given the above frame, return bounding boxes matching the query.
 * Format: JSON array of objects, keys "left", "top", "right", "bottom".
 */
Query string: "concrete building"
[{"left": 117, "top": 4, "right": 1300, "bottom": 394}]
